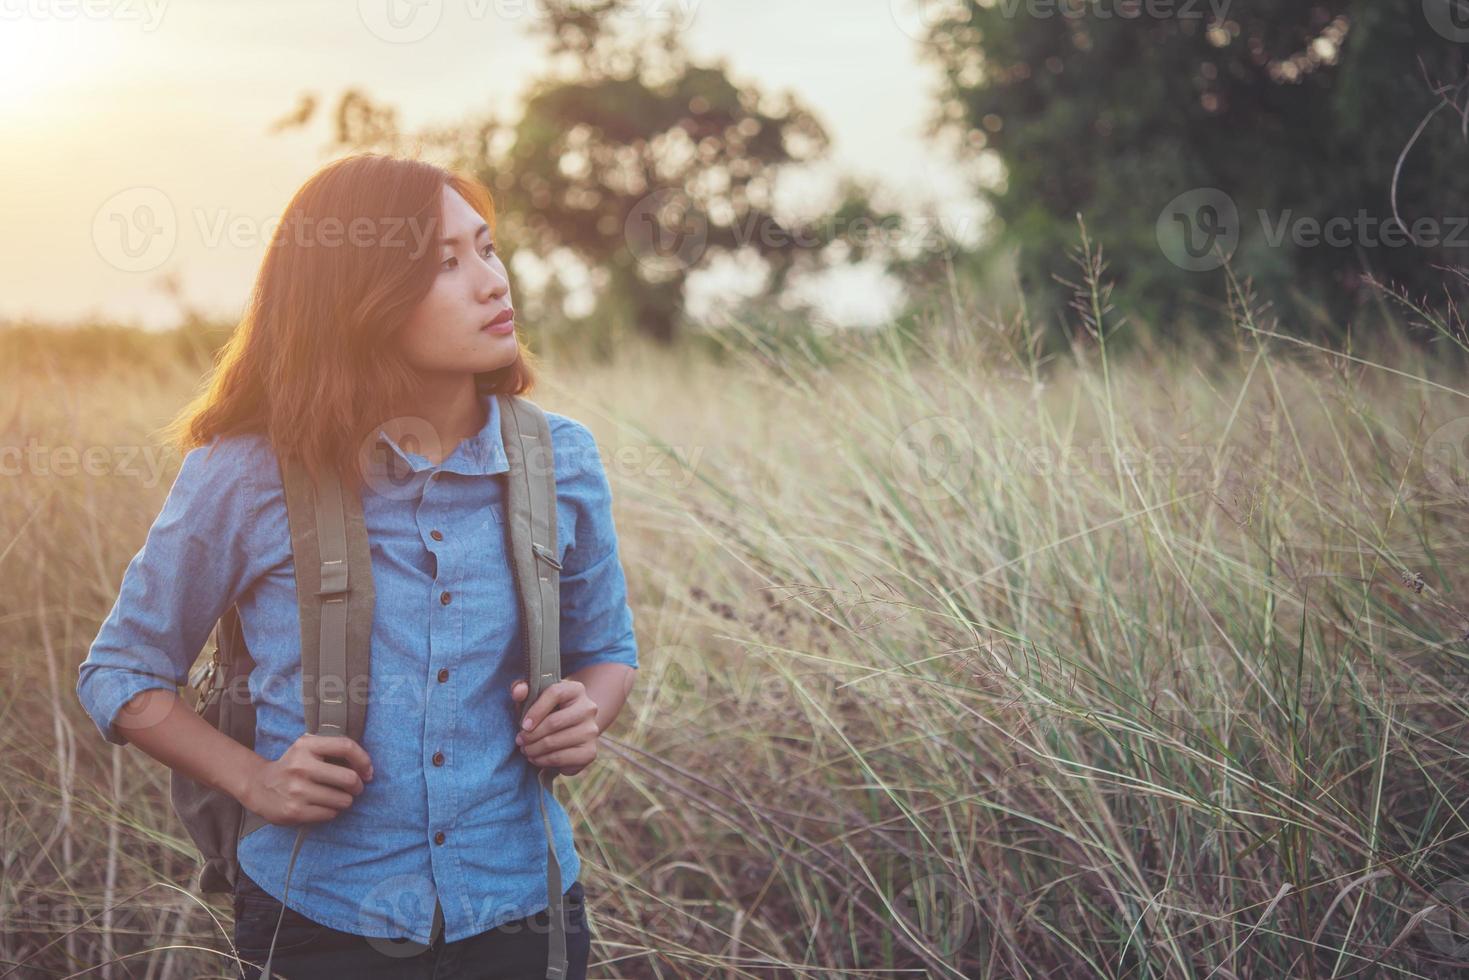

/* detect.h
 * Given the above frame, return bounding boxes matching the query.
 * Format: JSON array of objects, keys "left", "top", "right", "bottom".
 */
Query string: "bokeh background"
[{"left": 5, "top": 2, "right": 1469, "bottom": 977}]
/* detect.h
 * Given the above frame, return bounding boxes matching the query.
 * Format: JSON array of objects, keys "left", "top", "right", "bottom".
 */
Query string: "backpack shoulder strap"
[
  {"left": 498, "top": 392, "right": 569, "bottom": 980},
  {"left": 237, "top": 456, "right": 374, "bottom": 840},
  {"left": 499, "top": 392, "right": 562, "bottom": 716},
  {"left": 248, "top": 455, "right": 375, "bottom": 980},
  {"left": 281, "top": 455, "right": 375, "bottom": 745}
]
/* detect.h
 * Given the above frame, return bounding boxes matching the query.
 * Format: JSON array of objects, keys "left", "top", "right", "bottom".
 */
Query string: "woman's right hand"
[{"left": 239, "top": 733, "right": 374, "bottom": 826}]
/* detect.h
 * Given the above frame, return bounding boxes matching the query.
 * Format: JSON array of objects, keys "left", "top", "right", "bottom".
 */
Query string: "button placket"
[{"left": 423, "top": 488, "right": 459, "bottom": 895}]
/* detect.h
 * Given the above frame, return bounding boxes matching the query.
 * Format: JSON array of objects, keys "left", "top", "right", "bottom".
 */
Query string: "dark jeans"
[{"left": 231, "top": 868, "right": 590, "bottom": 980}]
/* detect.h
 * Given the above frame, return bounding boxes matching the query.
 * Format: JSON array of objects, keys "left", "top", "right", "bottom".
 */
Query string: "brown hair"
[{"left": 160, "top": 152, "right": 536, "bottom": 495}]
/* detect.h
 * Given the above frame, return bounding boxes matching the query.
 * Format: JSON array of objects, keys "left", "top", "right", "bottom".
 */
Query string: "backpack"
[{"left": 168, "top": 393, "right": 572, "bottom": 980}]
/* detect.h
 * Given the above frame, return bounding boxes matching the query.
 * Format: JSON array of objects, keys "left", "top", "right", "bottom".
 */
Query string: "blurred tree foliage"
[
  {"left": 918, "top": 1, "right": 1469, "bottom": 345},
  {"left": 278, "top": 1, "right": 904, "bottom": 353}
]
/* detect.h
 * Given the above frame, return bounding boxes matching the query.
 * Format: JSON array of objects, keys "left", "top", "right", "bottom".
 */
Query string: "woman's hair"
[{"left": 160, "top": 152, "right": 536, "bottom": 494}]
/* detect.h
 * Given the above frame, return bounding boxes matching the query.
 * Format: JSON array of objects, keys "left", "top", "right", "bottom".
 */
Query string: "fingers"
[
  {"left": 518, "top": 699, "right": 595, "bottom": 748},
  {"left": 524, "top": 743, "right": 596, "bottom": 772},
  {"left": 519, "top": 718, "right": 598, "bottom": 754},
  {"left": 300, "top": 782, "right": 358, "bottom": 811},
  {"left": 310, "top": 756, "right": 368, "bottom": 796},
  {"left": 519, "top": 680, "right": 582, "bottom": 734},
  {"left": 303, "top": 804, "right": 341, "bottom": 822},
  {"left": 302, "top": 733, "right": 374, "bottom": 783}
]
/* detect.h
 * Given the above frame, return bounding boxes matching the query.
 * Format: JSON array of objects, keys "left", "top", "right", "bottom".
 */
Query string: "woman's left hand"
[{"left": 510, "top": 679, "right": 600, "bottom": 777}]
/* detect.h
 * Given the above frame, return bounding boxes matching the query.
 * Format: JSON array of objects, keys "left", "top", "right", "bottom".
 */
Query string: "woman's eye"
[{"left": 440, "top": 243, "right": 495, "bottom": 272}]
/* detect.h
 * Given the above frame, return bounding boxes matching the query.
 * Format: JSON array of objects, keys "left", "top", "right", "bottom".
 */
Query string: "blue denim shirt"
[{"left": 75, "top": 392, "right": 639, "bottom": 944}]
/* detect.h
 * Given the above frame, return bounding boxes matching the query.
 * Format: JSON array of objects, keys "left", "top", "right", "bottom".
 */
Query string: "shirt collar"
[{"left": 374, "top": 391, "right": 509, "bottom": 479}]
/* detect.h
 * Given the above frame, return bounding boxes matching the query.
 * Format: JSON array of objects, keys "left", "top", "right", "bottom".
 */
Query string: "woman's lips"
[{"left": 482, "top": 310, "right": 515, "bottom": 334}]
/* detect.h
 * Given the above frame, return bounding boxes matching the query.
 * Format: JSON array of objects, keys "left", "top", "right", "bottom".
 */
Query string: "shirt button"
[
  {"left": 432, "top": 751, "right": 444, "bottom": 766},
  {"left": 430, "top": 529, "right": 444, "bottom": 541},
  {"left": 440, "top": 591, "right": 452, "bottom": 605},
  {"left": 434, "top": 831, "right": 446, "bottom": 845},
  {"left": 437, "top": 668, "right": 449, "bottom": 683}
]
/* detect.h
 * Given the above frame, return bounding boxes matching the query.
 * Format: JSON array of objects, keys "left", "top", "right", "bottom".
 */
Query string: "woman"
[{"left": 74, "top": 153, "right": 640, "bottom": 979}]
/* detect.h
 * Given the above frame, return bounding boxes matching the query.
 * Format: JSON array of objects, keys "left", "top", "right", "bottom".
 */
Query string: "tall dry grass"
[{"left": 3, "top": 250, "right": 1468, "bottom": 977}]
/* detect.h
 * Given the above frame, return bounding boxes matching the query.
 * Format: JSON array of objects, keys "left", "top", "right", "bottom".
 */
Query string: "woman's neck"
[{"left": 385, "top": 375, "right": 485, "bottom": 466}]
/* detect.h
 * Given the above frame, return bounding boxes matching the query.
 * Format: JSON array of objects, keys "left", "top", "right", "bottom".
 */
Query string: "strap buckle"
[
  {"left": 532, "top": 543, "right": 562, "bottom": 570},
  {"left": 188, "top": 656, "right": 217, "bottom": 693},
  {"left": 318, "top": 558, "right": 349, "bottom": 598}
]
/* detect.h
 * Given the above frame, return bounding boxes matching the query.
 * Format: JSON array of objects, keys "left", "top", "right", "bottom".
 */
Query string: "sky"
[{"left": 0, "top": 0, "right": 986, "bottom": 331}]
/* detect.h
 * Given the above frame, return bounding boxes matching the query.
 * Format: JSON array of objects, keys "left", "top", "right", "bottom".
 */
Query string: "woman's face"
[{"left": 395, "top": 185, "right": 518, "bottom": 380}]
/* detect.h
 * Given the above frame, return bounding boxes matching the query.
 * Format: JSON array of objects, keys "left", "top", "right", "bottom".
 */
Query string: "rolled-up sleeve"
[
  {"left": 76, "top": 436, "right": 268, "bottom": 746},
  {"left": 554, "top": 421, "right": 639, "bottom": 677}
]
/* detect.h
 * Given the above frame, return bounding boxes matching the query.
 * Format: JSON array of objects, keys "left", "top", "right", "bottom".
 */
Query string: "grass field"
[{"left": 4, "top": 262, "right": 1469, "bottom": 977}]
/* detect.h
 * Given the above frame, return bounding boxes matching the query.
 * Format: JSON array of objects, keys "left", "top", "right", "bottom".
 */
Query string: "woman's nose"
[{"left": 477, "top": 263, "right": 507, "bottom": 301}]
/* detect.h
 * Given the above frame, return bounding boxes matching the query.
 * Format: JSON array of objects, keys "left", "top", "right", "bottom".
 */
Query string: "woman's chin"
[{"left": 470, "top": 344, "right": 521, "bottom": 376}]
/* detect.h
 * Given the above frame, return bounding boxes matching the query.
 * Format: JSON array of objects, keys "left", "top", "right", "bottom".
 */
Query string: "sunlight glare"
[{"left": 0, "top": 20, "right": 120, "bottom": 117}]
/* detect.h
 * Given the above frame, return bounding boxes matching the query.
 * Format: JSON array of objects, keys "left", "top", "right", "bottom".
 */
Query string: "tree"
[
  {"left": 278, "top": 3, "right": 901, "bottom": 349},
  {"left": 918, "top": 1, "right": 1469, "bottom": 346}
]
